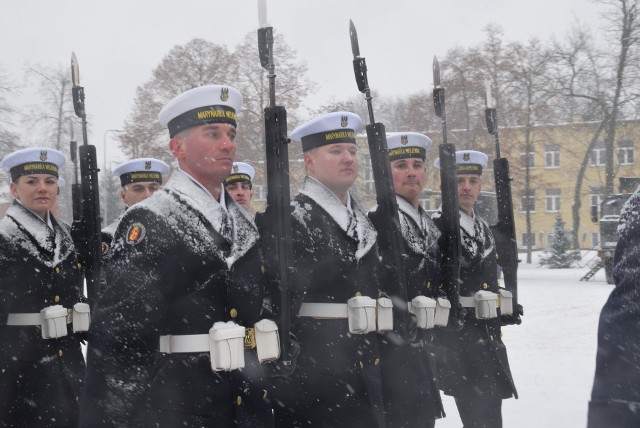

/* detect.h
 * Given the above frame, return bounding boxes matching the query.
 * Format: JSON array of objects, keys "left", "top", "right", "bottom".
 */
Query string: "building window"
[
  {"left": 253, "top": 184, "right": 267, "bottom": 201},
  {"left": 419, "top": 198, "right": 431, "bottom": 211},
  {"left": 520, "top": 189, "right": 536, "bottom": 212},
  {"left": 522, "top": 232, "right": 536, "bottom": 248},
  {"left": 590, "top": 186, "right": 604, "bottom": 209},
  {"left": 361, "top": 154, "right": 375, "bottom": 196},
  {"left": 590, "top": 142, "right": 606, "bottom": 167},
  {"left": 544, "top": 144, "right": 560, "bottom": 168},
  {"left": 618, "top": 140, "right": 635, "bottom": 165},
  {"left": 545, "top": 188, "right": 561, "bottom": 212},
  {"left": 520, "top": 148, "right": 535, "bottom": 168}
]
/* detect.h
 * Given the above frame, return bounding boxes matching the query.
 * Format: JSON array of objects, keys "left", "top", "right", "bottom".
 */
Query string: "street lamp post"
[{"left": 102, "top": 129, "right": 124, "bottom": 223}]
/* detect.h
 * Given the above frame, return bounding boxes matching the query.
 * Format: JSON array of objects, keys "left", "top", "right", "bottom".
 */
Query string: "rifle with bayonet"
[
  {"left": 70, "top": 52, "right": 102, "bottom": 307},
  {"left": 484, "top": 84, "right": 522, "bottom": 325},
  {"left": 254, "top": 0, "right": 295, "bottom": 368},
  {"left": 349, "top": 20, "right": 415, "bottom": 343},
  {"left": 432, "top": 57, "right": 463, "bottom": 326}
]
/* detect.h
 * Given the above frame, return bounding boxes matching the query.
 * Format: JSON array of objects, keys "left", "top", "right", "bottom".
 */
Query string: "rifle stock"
[
  {"left": 433, "top": 57, "right": 462, "bottom": 325},
  {"left": 255, "top": 20, "right": 293, "bottom": 364},
  {"left": 70, "top": 53, "right": 102, "bottom": 306},
  {"left": 485, "top": 104, "right": 519, "bottom": 311},
  {"left": 350, "top": 20, "right": 413, "bottom": 341}
]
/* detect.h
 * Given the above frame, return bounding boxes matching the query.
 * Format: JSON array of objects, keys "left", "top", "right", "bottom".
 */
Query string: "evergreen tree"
[{"left": 539, "top": 215, "right": 582, "bottom": 268}]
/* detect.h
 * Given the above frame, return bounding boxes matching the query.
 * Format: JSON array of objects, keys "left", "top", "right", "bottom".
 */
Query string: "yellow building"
[{"left": 250, "top": 119, "right": 640, "bottom": 251}]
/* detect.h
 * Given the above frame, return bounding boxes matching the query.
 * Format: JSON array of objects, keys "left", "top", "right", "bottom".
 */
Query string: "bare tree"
[
  {"left": 119, "top": 33, "right": 314, "bottom": 166},
  {"left": 0, "top": 66, "right": 21, "bottom": 159},
  {"left": 551, "top": 0, "right": 640, "bottom": 247},
  {"left": 24, "top": 65, "right": 75, "bottom": 152}
]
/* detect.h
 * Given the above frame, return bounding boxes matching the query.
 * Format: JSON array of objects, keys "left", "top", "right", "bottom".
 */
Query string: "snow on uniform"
[
  {"left": 588, "top": 190, "right": 640, "bottom": 428},
  {"left": 270, "top": 175, "right": 385, "bottom": 428},
  {"left": 101, "top": 157, "right": 170, "bottom": 258},
  {"left": 369, "top": 194, "right": 445, "bottom": 426},
  {"left": 432, "top": 149, "right": 516, "bottom": 427},
  {"left": 432, "top": 208, "right": 517, "bottom": 399},
  {"left": 79, "top": 169, "right": 269, "bottom": 427},
  {"left": 0, "top": 201, "right": 86, "bottom": 427}
]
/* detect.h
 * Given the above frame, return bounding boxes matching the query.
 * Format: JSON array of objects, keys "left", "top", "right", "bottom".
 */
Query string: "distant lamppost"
[{"left": 102, "top": 129, "right": 124, "bottom": 223}]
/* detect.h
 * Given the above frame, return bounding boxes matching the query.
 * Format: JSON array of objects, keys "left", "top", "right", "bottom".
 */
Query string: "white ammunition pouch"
[
  {"left": 254, "top": 319, "right": 280, "bottom": 363},
  {"left": 498, "top": 289, "right": 514, "bottom": 316},
  {"left": 474, "top": 291, "right": 499, "bottom": 319},
  {"left": 347, "top": 296, "right": 377, "bottom": 334},
  {"left": 40, "top": 305, "right": 69, "bottom": 339},
  {"left": 409, "top": 296, "right": 437, "bottom": 330},
  {"left": 434, "top": 298, "right": 451, "bottom": 327},
  {"left": 209, "top": 322, "right": 246, "bottom": 372},
  {"left": 376, "top": 298, "right": 394, "bottom": 333},
  {"left": 72, "top": 303, "right": 91, "bottom": 333}
]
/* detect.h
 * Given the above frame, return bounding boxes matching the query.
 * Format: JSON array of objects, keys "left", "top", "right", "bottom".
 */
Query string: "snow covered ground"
[{"left": 436, "top": 250, "right": 613, "bottom": 427}]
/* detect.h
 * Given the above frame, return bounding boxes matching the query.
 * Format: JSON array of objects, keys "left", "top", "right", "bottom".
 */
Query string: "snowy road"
[{"left": 437, "top": 251, "right": 613, "bottom": 427}]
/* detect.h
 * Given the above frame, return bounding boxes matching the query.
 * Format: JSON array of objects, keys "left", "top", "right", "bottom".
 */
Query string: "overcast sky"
[{"left": 1, "top": 0, "right": 604, "bottom": 167}]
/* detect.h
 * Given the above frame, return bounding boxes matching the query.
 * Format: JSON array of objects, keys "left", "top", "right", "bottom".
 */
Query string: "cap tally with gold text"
[
  {"left": 225, "top": 162, "right": 255, "bottom": 188},
  {"left": 113, "top": 157, "right": 170, "bottom": 187},
  {"left": 434, "top": 149, "right": 488, "bottom": 175},
  {"left": 387, "top": 132, "right": 433, "bottom": 161},
  {"left": 0, "top": 147, "right": 66, "bottom": 182},
  {"left": 158, "top": 84, "right": 244, "bottom": 138},
  {"left": 290, "top": 111, "right": 363, "bottom": 152}
]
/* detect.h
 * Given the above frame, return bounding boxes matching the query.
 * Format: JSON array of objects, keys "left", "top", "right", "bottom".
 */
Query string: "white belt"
[
  {"left": 159, "top": 334, "right": 210, "bottom": 354},
  {"left": 298, "top": 303, "right": 348, "bottom": 318},
  {"left": 459, "top": 296, "right": 476, "bottom": 308},
  {"left": 7, "top": 311, "right": 71, "bottom": 326}
]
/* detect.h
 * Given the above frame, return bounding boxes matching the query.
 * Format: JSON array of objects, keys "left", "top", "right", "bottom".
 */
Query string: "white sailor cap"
[
  {"left": 0, "top": 147, "right": 66, "bottom": 182},
  {"left": 225, "top": 162, "right": 255, "bottom": 187},
  {"left": 112, "top": 158, "right": 170, "bottom": 187},
  {"left": 290, "top": 111, "right": 363, "bottom": 152},
  {"left": 434, "top": 150, "right": 489, "bottom": 175},
  {"left": 158, "top": 84, "right": 243, "bottom": 137},
  {"left": 387, "top": 132, "right": 433, "bottom": 161}
]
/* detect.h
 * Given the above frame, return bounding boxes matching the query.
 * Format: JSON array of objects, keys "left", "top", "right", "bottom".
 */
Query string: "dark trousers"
[{"left": 454, "top": 391, "right": 502, "bottom": 428}]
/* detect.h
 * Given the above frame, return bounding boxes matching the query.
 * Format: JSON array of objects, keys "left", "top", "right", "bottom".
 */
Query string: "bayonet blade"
[
  {"left": 71, "top": 52, "right": 80, "bottom": 87},
  {"left": 258, "top": 0, "right": 268, "bottom": 29},
  {"left": 433, "top": 56, "right": 441, "bottom": 88},
  {"left": 349, "top": 20, "right": 360, "bottom": 58}
]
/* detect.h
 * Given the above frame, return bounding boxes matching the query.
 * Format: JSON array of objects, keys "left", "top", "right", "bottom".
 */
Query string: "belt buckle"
[
  {"left": 244, "top": 327, "right": 256, "bottom": 349},
  {"left": 66, "top": 308, "right": 73, "bottom": 324}
]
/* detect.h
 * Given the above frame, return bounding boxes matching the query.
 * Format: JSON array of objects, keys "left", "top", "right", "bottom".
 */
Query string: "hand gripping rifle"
[
  {"left": 432, "top": 57, "right": 463, "bottom": 326},
  {"left": 484, "top": 84, "right": 522, "bottom": 324},
  {"left": 70, "top": 52, "right": 102, "bottom": 307},
  {"left": 255, "top": 0, "right": 294, "bottom": 365},
  {"left": 349, "top": 20, "right": 415, "bottom": 343}
]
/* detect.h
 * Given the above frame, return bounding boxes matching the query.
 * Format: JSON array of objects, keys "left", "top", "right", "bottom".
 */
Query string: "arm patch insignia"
[{"left": 126, "top": 223, "right": 146, "bottom": 245}]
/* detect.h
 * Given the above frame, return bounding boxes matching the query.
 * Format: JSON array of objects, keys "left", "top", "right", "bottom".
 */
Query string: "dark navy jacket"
[{"left": 589, "top": 191, "right": 640, "bottom": 427}]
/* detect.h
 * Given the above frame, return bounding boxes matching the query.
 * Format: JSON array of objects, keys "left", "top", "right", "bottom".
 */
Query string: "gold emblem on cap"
[
  {"left": 463, "top": 153, "right": 470, "bottom": 161},
  {"left": 220, "top": 87, "right": 229, "bottom": 102},
  {"left": 145, "top": 161, "right": 151, "bottom": 170},
  {"left": 401, "top": 134, "right": 409, "bottom": 145},
  {"left": 40, "top": 150, "right": 48, "bottom": 161},
  {"left": 341, "top": 115, "right": 348, "bottom": 128},
  {"left": 233, "top": 164, "right": 239, "bottom": 173}
]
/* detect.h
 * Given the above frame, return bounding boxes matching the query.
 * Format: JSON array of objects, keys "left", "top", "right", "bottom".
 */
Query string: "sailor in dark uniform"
[
  {"left": 270, "top": 112, "right": 385, "bottom": 428},
  {"left": 0, "top": 147, "right": 87, "bottom": 427},
  {"left": 80, "top": 85, "right": 275, "bottom": 427},
  {"left": 225, "top": 161, "right": 255, "bottom": 213},
  {"left": 588, "top": 189, "right": 640, "bottom": 428},
  {"left": 369, "top": 132, "right": 444, "bottom": 427},
  {"left": 101, "top": 157, "right": 169, "bottom": 255},
  {"left": 432, "top": 150, "right": 517, "bottom": 428}
]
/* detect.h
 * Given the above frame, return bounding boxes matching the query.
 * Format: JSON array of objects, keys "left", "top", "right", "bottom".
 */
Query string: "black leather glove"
[
  {"left": 500, "top": 304, "right": 524, "bottom": 326},
  {"left": 264, "top": 333, "right": 300, "bottom": 378}
]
